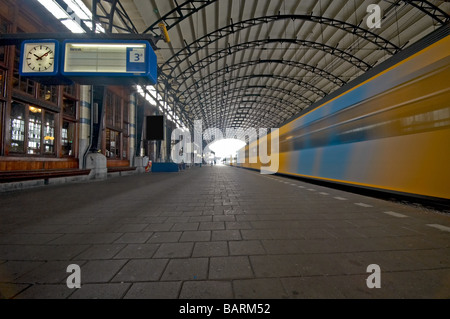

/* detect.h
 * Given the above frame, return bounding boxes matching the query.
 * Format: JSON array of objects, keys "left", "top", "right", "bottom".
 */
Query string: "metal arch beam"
[
  {"left": 202, "top": 101, "right": 292, "bottom": 129},
  {"left": 180, "top": 71, "right": 325, "bottom": 129},
  {"left": 196, "top": 106, "right": 299, "bottom": 130},
  {"left": 194, "top": 86, "right": 310, "bottom": 116},
  {"left": 198, "top": 102, "right": 293, "bottom": 129},
  {"left": 162, "top": 14, "right": 400, "bottom": 75},
  {"left": 205, "top": 108, "right": 286, "bottom": 125},
  {"left": 184, "top": 71, "right": 327, "bottom": 101},
  {"left": 402, "top": 0, "right": 450, "bottom": 25},
  {"left": 143, "top": 0, "right": 220, "bottom": 36},
  {"left": 191, "top": 90, "right": 301, "bottom": 115},
  {"left": 92, "top": 0, "right": 138, "bottom": 33},
  {"left": 180, "top": 59, "right": 346, "bottom": 101},
  {"left": 182, "top": 75, "right": 317, "bottom": 107},
  {"left": 198, "top": 96, "right": 301, "bottom": 122},
  {"left": 189, "top": 90, "right": 304, "bottom": 119},
  {"left": 143, "top": 0, "right": 448, "bottom": 37},
  {"left": 172, "top": 38, "right": 371, "bottom": 92}
]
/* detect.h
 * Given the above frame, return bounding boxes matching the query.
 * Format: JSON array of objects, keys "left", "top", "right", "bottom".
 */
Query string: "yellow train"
[{"left": 238, "top": 29, "right": 450, "bottom": 201}]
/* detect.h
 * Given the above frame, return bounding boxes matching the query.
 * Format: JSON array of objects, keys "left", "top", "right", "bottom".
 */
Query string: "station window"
[
  {"left": 63, "top": 95, "right": 77, "bottom": 117},
  {"left": 63, "top": 85, "right": 75, "bottom": 96},
  {"left": 43, "top": 112, "right": 55, "bottom": 154},
  {"left": 114, "top": 96, "right": 122, "bottom": 128},
  {"left": 0, "top": 18, "right": 9, "bottom": 65},
  {"left": 39, "top": 85, "right": 58, "bottom": 105},
  {"left": 62, "top": 121, "right": 75, "bottom": 156},
  {"left": 0, "top": 69, "right": 5, "bottom": 97},
  {"left": 122, "top": 137, "right": 128, "bottom": 159},
  {"left": 27, "top": 106, "right": 42, "bottom": 155},
  {"left": 106, "top": 128, "right": 120, "bottom": 159},
  {"left": 13, "top": 47, "right": 36, "bottom": 96},
  {"left": 10, "top": 102, "right": 25, "bottom": 153},
  {"left": 9, "top": 101, "right": 59, "bottom": 156},
  {"left": 106, "top": 92, "right": 114, "bottom": 127},
  {"left": 63, "top": 85, "right": 77, "bottom": 117},
  {"left": 123, "top": 101, "right": 129, "bottom": 123}
]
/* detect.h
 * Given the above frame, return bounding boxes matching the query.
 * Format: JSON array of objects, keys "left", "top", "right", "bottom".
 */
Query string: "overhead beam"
[
  {"left": 170, "top": 38, "right": 371, "bottom": 93},
  {"left": 402, "top": 0, "right": 450, "bottom": 25},
  {"left": 143, "top": 0, "right": 220, "bottom": 36},
  {"left": 182, "top": 74, "right": 318, "bottom": 107},
  {"left": 0, "top": 33, "right": 159, "bottom": 49},
  {"left": 144, "top": 0, "right": 449, "bottom": 38},
  {"left": 162, "top": 14, "right": 400, "bottom": 75},
  {"left": 180, "top": 59, "right": 346, "bottom": 101},
  {"left": 92, "top": 0, "right": 138, "bottom": 34}
]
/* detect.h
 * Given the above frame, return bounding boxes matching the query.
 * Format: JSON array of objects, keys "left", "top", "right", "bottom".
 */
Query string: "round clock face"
[{"left": 25, "top": 44, "right": 55, "bottom": 72}]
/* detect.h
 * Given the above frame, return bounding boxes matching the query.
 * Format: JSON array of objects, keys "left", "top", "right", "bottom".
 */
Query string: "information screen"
[{"left": 64, "top": 42, "right": 148, "bottom": 74}]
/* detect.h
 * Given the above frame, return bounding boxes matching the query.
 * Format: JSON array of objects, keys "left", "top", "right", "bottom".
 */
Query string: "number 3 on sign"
[{"left": 130, "top": 48, "right": 145, "bottom": 63}]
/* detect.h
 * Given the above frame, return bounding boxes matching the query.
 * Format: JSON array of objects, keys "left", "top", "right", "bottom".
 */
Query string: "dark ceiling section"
[{"left": 91, "top": 0, "right": 450, "bottom": 131}]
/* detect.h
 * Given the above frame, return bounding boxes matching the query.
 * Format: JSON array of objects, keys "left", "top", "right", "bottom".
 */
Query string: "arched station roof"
[{"left": 85, "top": 0, "right": 449, "bottom": 131}]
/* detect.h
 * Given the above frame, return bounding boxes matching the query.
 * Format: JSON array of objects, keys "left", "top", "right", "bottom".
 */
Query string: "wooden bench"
[{"left": 0, "top": 169, "right": 91, "bottom": 183}]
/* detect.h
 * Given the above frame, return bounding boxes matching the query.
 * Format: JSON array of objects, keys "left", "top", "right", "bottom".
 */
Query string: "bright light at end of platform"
[{"left": 208, "top": 139, "right": 246, "bottom": 159}]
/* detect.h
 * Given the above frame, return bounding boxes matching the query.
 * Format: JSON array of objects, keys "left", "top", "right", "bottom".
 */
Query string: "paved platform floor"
[{"left": 0, "top": 165, "right": 449, "bottom": 299}]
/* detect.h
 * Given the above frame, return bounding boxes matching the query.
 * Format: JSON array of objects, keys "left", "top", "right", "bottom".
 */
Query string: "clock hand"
[{"left": 36, "top": 51, "right": 51, "bottom": 60}]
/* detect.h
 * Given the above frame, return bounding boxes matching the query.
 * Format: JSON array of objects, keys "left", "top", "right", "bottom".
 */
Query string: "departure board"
[{"left": 62, "top": 40, "right": 157, "bottom": 84}]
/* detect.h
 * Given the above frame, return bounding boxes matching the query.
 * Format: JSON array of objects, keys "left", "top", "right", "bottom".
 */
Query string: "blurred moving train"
[{"left": 237, "top": 27, "right": 450, "bottom": 201}]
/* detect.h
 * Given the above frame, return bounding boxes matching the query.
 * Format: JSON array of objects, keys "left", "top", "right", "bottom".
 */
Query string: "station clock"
[{"left": 20, "top": 40, "right": 60, "bottom": 77}]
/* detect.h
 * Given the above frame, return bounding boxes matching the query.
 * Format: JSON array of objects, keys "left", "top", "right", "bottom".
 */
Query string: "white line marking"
[
  {"left": 355, "top": 203, "right": 373, "bottom": 208},
  {"left": 298, "top": 186, "right": 305, "bottom": 189},
  {"left": 427, "top": 224, "right": 450, "bottom": 233},
  {"left": 307, "top": 189, "right": 316, "bottom": 192},
  {"left": 290, "top": 184, "right": 297, "bottom": 186},
  {"left": 334, "top": 197, "right": 347, "bottom": 200},
  {"left": 383, "top": 211, "right": 408, "bottom": 218},
  {"left": 319, "top": 192, "right": 329, "bottom": 195}
]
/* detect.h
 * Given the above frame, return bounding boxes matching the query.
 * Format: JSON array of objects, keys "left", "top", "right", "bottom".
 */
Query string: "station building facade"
[{"left": 0, "top": 0, "right": 171, "bottom": 176}]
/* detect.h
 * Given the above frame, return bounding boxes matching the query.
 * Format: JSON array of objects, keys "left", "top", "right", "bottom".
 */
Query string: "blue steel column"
[
  {"left": 79, "top": 85, "right": 91, "bottom": 169},
  {"left": 135, "top": 95, "right": 146, "bottom": 158},
  {"left": 129, "top": 92, "right": 136, "bottom": 167}
]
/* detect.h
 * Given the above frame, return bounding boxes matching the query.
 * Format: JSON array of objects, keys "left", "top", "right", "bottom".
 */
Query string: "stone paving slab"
[{"left": 0, "top": 165, "right": 449, "bottom": 299}]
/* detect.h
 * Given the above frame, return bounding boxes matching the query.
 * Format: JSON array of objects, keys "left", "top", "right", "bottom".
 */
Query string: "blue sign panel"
[{"left": 61, "top": 40, "right": 157, "bottom": 85}]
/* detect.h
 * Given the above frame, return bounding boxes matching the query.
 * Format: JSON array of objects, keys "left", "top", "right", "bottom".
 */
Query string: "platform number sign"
[
  {"left": 130, "top": 48, "right": 145, "bottom": 62},
  {"left": 127, "top": 47, "right": 146, "bottom": 73}
]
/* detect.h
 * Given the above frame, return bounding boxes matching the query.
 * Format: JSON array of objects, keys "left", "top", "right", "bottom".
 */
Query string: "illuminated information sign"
[{"left": 61, "top": 40, "right": 157, "bottom": 84}]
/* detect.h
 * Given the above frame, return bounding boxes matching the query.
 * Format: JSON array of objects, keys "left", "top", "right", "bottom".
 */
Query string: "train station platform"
[{"left": 0, "top": 165, "right": 449, "bottom": 299}]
